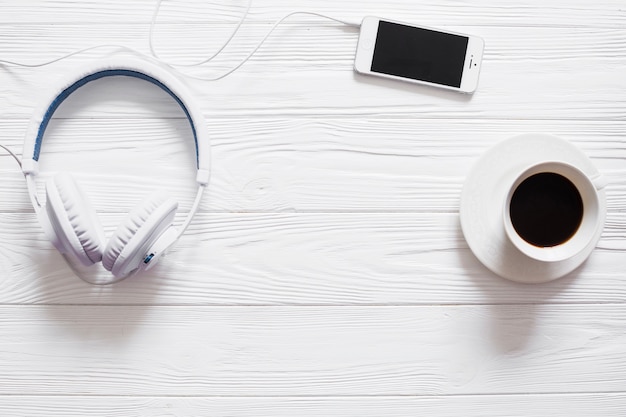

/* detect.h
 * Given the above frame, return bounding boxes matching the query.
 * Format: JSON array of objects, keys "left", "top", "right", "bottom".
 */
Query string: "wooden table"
[{"left": 1, "top": 0, "right": 625, "bottom": 415}]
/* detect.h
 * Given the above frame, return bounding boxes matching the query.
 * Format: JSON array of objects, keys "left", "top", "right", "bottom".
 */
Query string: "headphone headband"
[
  {"left": 22, "top": 55, "right": 210, "bottom": 185},
  {"left": 21, "top": 55, "right": 210, "bottom": 283}
]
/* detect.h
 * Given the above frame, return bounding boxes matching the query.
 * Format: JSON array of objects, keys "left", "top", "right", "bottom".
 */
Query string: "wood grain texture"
[
  {"left": 0, "top": 0, "right": 624, "bottom": 26},
  {"left": 1, "top": 23, "right": 625, "bottom": 119},
  {"left": 0, "top": 212, "right": 625, "bottom": 305},
  {"left": 1, "top": 52, "right": 625, "bottom": 119},
  {"left": 1, "top": 394, "right": 625, "bottom": 417},
  {"left": 0, "top": 305, "right": 624, "bottom": 396},
  {"left": 1, "top": 0, "right": 625, "bottom": 414},
  {"left": 1, "top": 118, "right": 625, "bottom": 213}
]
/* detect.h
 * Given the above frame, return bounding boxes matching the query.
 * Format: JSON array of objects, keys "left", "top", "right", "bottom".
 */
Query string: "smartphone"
[{"left": 354, "top": 16, "right": 484, "bottom": 93}]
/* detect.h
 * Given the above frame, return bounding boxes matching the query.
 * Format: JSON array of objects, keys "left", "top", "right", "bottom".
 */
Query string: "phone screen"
[{"left": 371, "top": 21, "right": 469, "bottom": 88}]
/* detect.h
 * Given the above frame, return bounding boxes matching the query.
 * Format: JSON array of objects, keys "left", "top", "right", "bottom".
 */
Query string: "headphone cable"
[
  {"left": 0, "top": 1, "right": 360, "bottom": 80},
  {"left": 0, "top": 144, "right": 22, "bottom": 169},
  {"left": 149, "top": 0, "right": 253, "bottom": 67},
  {"left": 169, "top": 10, "right": 360, "bottom": 81}
]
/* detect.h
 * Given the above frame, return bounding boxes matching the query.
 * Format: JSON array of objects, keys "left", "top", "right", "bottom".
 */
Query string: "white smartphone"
[{"left": 354, "top": 16, "right": 484, "bottom": 94}]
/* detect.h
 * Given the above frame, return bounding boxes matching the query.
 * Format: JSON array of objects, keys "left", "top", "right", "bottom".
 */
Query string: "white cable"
[
  {"left": 1, "top": 1, "right": 360, "bottom": 80},
  {"left": 0, "top": 0, "right": 252, "bottom": 69},
  {"left": 177, "top": 10, "right": 360, "bottom": 81},
  {"left": 0, "top": 144, "right": 22, "bottom": 168},
  {"left": 149, "top": 0, "right": 253, "bottom": 67},
  {"left": 178, "top": 184, "right": 205, "bottom": 237},
  {"left": 0, "top": 44, "right": 145, "bottom": 68}
]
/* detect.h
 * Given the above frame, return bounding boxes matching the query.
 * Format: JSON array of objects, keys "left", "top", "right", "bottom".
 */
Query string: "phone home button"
[{"left": 361, "top": 37, "right": 374, "bottom": 51}]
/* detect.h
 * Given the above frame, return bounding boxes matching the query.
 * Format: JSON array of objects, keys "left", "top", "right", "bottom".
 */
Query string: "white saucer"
[{"left": 459, "top": 133, "right": 606, "bottom": 284}]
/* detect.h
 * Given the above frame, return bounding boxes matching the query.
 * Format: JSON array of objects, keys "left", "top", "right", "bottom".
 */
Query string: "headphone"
[{"left": 21, "top": 55, "right": 211, "bottom": 284}]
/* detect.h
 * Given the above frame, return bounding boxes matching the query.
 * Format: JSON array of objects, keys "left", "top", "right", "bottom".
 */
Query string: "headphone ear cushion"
[
  {"left": 102, "top": 191, "right": 178, "bottom": 278},
  {"left": 45, "top": 173, "right": 106, "bottom": 265}
]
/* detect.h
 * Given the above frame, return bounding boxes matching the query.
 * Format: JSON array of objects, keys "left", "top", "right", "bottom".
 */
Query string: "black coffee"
[{"left": 509, "top": 172, "right": 583, "bottom": 247}]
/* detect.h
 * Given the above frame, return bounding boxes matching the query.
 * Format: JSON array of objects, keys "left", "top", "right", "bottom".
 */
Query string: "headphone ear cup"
[
  {"left": 102, "top": 191, "right": 178, "bottom": 278},
  {"left": 45, "top": 173, "right": 106, "bottom": 266}
]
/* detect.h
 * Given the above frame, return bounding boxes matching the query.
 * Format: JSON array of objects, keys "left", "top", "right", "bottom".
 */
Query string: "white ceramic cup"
[{"left": 503, "top": 161, "right": 607, "bottom": 263}]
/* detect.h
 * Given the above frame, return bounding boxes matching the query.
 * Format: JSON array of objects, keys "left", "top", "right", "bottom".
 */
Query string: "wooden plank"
[
  {"left": 2, "top": 62, "right": 625, "bottom": 120},
  {"left": 0, "top": 305, "right": 624, "bottom": 395},
  {"left": 0, "top": 212, "right": 625, "bottom": 305},
  {"left": 1, "top": 118, "right": 624, "bottom": 213},
  {"left": 2, "top": 23, "right": 625, "bottom": 65},
  {"left": 0, "top": 0, "right": 624, "bottom": 27},
  {"left": 0, "top": 394, "right": 625, "bottom": 417},
  {"left": 0, "top": 0, "right": 624, "bottom": 413},
  {"left": 0, "top": 25, "right": 625, "bottom": 119}
]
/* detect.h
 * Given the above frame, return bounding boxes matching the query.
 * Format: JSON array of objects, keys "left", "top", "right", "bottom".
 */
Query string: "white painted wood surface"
[{"left": 0, "top": 0, "right": 625, "bottom": 415}]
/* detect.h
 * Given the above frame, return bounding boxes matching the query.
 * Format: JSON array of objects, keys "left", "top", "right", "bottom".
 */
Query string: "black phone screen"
[{"left": 371, "top": 21, "right": 469, "bottom": 88}]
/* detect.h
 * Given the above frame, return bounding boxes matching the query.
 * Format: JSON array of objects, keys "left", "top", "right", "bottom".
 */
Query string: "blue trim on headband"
[{"left": 33, "top": 69, "right": 199, "bottom": 167}]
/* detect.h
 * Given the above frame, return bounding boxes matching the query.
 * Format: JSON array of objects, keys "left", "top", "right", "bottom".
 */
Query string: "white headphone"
[{"left": 21, "top": 55, "right": 211, "bottom": 284}]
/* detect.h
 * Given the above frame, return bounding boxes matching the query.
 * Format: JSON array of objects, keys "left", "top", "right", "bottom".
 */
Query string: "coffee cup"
[{"left": 503, "top": 161, "right": 607, "bottom": 263}]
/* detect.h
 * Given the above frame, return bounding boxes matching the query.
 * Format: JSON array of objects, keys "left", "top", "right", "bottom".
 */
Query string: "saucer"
[{"left": 459, "top": 133, "right": 606, "bottom": 284}]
